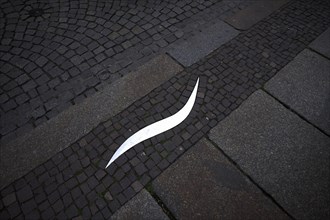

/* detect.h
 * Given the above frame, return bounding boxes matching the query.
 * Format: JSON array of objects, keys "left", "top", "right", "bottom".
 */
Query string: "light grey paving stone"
[
  {"left": 0, "top": 54, "right": 183, "bottom": 189},
  {"left": 209, "top": 90, "right": 330, "bottom": 220},
  {"left": 265, "top": 49, "right": 330, "bottom": 135},
  {"left": 310, "top": 27, "right": 330, "bottom": 59},
  {"left": 167, "top": 19, "right": 239, "bottom": 66},
  {"left": 152, "top": 139, "right": 289, "bottom": 220},
  {"left": 111, "top": 189, "right": 169, "bottom": 220},
  {"left": 225, "top": 0, "right": 289, "bottom": 30}
]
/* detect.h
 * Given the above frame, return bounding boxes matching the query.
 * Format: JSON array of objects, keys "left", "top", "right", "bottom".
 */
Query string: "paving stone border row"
[
  {"left": 0, "top": 54, "right": 183, "bottom": 188},
  {"left": 0, "top": 0, "right": 249, "bottom": 143},
  {"left": 1, "top": 0, "right": 329, "bottom": 219}
]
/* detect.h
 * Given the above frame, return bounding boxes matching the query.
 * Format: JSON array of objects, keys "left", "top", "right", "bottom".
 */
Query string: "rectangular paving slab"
[
  {"left": 265, "top": 49, "right": 330, "bottom": 135},
  {"left": 209, "top": 90, "right": 330, "bottom": 220},
  {"left": 309, "top": 27, "right": 330, "bottom": 59},
  {"left": 167, "top": 19, "right": 239, "bottom": 66},
  {"left": 225, "top": 0, "right": 289, "bottom": 30},
  {"left": 0, "top": 54, "right": 183, "bottom": 189},
  {"left": 152, "top": 139, "right": 289, "bottom": 220},
  {"left": 110, "top": 189, "right": 169, "bottom": 220}
]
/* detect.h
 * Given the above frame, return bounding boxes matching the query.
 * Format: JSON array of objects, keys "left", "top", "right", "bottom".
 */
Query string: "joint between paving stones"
[
  {"left": 1, "top": 0, "right": 329, "bottom": 219},
  {"left": 307, "top": 46, "right": 330, "bottom": 62},
  {"left": 164, "top": 51, "right": 185, "bottom": 70},
  {"left": 0, "top": 0, "right": 248, "bottom": 142},
  {"left": 145, "top": 182, "right": 177, "bottom": 220},
  {"left": 205, "top": 137, "right": 296, "bottom": 220},
  {"left": 261, "top": 89, "right": 330, "bottom": 138}
]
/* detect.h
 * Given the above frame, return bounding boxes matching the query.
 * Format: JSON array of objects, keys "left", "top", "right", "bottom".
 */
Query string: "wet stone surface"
[{"left": 0, "top": 0, "right": 329, "bottom": 219}]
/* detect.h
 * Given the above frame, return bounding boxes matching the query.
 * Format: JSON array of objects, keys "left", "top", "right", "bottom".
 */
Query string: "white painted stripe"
[{"left": 105, "top": 78, "right": 200, "bottom": 169}]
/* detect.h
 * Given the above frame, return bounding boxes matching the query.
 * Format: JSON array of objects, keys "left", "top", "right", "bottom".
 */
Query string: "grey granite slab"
[
  {"left": 225, "top": 0, "right": 290, "bottom": 30},
  {"left": 310, "top": 27, "right": 330, "bottom": 59},
  {"left": 152, "top": 139, "right": 289, "bottom": 220},
  {"left": 265, "top": 49, "right": 330, "bottom": 135},
  {"left": 209, "top": 90, "right": 330, "bottom": 220},
  {"left": 0, "top": 54, "right": 183, "bottom": 189},
  {"left": 111, "top": 189, "right": 169, "bottom": 220},
  {"left": 167, "top": 19, "right": 239, "bottom": 66}
]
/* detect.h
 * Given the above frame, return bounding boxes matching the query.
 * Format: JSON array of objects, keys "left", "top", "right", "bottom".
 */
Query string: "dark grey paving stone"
[
  {"left": 209, "top": 90, "right": 330, "bottom": 220},
  {"left": 265, "top": 49, "right": 330, "bottom": 135},
  {"left": 167, "top": 19, "right": 239, "bottom": 66},
  {"left": 0, "top": 0, "right": 248, "bottom": 142},
  {"left": 110, "top": 189, "right": 169, "bottom": 220},
  {"left": 225, "top": 0, "right": 289, "bottom": 30},
  {"left": 310, "top": 27, "right": 330, "bottom": 59},
  {"left": 152, "top": 139, "right": 289, "bottom": 220},
  {"left": 0, "top": 54, "right": 183, "bottom": 189}
]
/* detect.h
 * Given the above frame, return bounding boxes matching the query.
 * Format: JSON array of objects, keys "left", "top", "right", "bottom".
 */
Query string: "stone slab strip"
[
  {"left": 225, "top": 0, "right": 290, "bottom": 30},
  {"left": 265, "top": 49, "right": 330, "bottom": 135},
  {"left": 309, "top": 27, "right": 330, "bottom": 59},
  {"left": 167, "top": 19, "right": 239, "bottom": 66},
  {"left": 152, "top": 138, "right": 290, "bottom": 220},
  {"left": 111, "top": 189, "right": 169, "bottom": 220},
  {"left": 209, "top": 90, "right": 330, "bottom": 220},
  {"left": 0, "top": 54, "right": 183, "bottom": 188}
]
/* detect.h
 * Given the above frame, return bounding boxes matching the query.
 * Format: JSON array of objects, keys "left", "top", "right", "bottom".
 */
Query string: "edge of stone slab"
[
  {"left": 111, "top": 189, "right": 169, "bottom": 220},
  {"left": 225, "top": 0, "right": 290, "bottom": 30},
  {"left": 309, "top": 27, "right": 330, "bottom": 59},
  {"left": 0, "top": 54, "right": 183, "bottom": 189},
  {"left": 167, "top": 19, "right": 239, "bottom": 67},
  {"left": 264, "top": 49, "right": 330, "bottom": 136},
  {"left": 151, "top": 137, "right": 291, "bottom": 220},
  {"left": 208, "top": 89, "right": 330, "bottom": 220}
]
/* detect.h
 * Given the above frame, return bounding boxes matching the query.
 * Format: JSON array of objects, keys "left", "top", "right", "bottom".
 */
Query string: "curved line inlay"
[{"left": 105, "top": 78, "right": 200, "bottom": 169}]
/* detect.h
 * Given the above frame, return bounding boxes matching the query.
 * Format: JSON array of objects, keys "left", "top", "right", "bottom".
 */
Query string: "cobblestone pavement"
[
  {"left": 0, "top": 0, "right": 249, "bottom": 142},
  {"left": 1, "top": 0, "right": 330, "bottom": 219}
]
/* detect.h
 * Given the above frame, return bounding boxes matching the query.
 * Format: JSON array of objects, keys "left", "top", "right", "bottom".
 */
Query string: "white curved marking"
[{"left": 105, "top": 78, "right": 200, "bottom": 169}]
